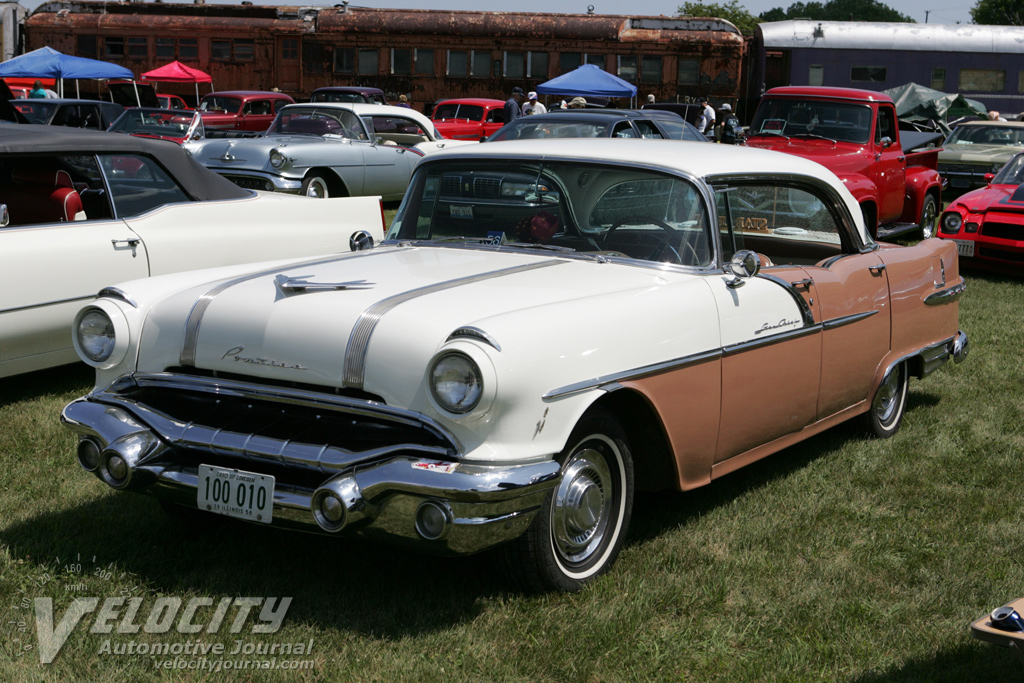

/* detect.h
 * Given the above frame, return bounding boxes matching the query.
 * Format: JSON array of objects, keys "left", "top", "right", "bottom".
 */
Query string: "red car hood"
[
  {"left": 745, "top": 137, "right": 869, "bottom": 176},
  {"left": 950, "top": 183, "right": 1024, "bottom": 214}
]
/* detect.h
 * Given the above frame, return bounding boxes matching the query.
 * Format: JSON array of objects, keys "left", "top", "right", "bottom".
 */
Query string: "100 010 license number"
[{"left": 197, "top": 465, "right": 275, "bottom": 524}]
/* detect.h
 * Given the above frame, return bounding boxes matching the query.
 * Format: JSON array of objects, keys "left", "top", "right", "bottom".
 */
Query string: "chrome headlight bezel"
[
  {"left": 940, "top": 212, "right": 963, "bottom": 234},
  {"left": 73, "top": 302, "right": 130, "bottom": 369},
  {"left": 269, "top": 148, "right": 287, "bottom": 169},
  {"left": 427, "top": 343, "right": 497, "bottom": 419}
]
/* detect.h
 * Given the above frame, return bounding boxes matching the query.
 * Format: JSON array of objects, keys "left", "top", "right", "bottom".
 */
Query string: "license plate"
[
  {"left": 197, "top": 465, "right": 274, "bottom": 523},
  {"left": 450, "top": 205, "right": 473, "bottom": 219},
  {"left": 951, "top": 178, "right": 969, "bottom": 188},
  {"left": 953, "top": 240, "right": 975, "bottom": 258}
]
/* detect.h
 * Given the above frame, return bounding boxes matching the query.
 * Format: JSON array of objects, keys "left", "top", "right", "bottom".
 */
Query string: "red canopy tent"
[{"left": 140, "top": 61, "right": 213, "bottom": 104}]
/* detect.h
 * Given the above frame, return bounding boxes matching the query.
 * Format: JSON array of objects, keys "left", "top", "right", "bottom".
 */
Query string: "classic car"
[
  {"left": 187, "top": 102, "right": 458, "bottom": 200},
  {"left": 0, "top": 124, "right": 385, "bottom": 379},
  {"left": 61, "top": 139, "right": 968, "bottom": 593},
  {"left": 108, "top": 107, "right": 206, "bottom": 144},
  {"left": 937, "top": 149, "right": 1024, "bottom": 272},
  {"left": 197, "top": 90, "right": 295, "bottom": 132},
  {"left": 430, "top": 98, "right": 506, "bottom": 140},
  {"left": 486, "top": 108, "right": 705, "bottom": 142},
  {"left": 158, "top": 94, "right": 191, "bottom": 110},
  {"left": 938, "top": 120, "right": 1024, "bottom": 195},
  {"left": 13, "top": 98, "right": 124, "bottom": 130},
  {"left": 310, "top": 86, "right": 387, "bottom": 105}
]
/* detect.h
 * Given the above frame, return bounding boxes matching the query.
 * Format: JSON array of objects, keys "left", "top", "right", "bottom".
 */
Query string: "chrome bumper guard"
[
  {"left": 919, "top": 329, "right": 969, "bottom": 376},
  {"left": 62, "top": 396, "right": 561, "bottom": 555},
  {"left": 216, "top": 170, "right": 303, "bottom": 194}
]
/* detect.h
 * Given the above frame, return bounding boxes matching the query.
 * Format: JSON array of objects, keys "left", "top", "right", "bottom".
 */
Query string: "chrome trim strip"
[
  {"left": 543, "top": 349, "right": 722, "bottom": 400},
  {"left": 756, "top": 272, "right": 816, "bottom": 325},
  {"left": 817, "top": 253, "right": 859, "bottom": 269},
  {"left": 822, "top": 310, "right": 879, "bottom": 330},
  {"left": 98, "top": 287, "right": 138, "bottom": 309},
  {"left": 1, "top": 294, "right": 95, "bottom": 314},
  {"left": 925, "top": 281, "right": 966, "bottom": 306},
  {"left": 447, "top": 326, "right": 502, "bottom": 351},
  {"left": 179, "top": 250, "right": 394, "bottom": 367},
  {"left": 722, "top": 324, "right": 822, "bottom": 356},
  {"left": 344, "top": 260, "right": 562, "bottom": 389}
]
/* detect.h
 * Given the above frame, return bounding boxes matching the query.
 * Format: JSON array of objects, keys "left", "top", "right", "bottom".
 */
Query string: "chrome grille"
[
  {"left": 441, "top": 174, "right": 463, "bottom": 196},
  {"left": 474, "top": 177, "right": 501, "bottom": 198}
]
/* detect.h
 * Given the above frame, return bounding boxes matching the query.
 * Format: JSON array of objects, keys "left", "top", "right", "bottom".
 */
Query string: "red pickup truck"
[
  {"left": 745, "top": 86, "right": 942, "bottom": 240},
  {"left": 197, "top": 90, "right": 294, "bottom": 132}
]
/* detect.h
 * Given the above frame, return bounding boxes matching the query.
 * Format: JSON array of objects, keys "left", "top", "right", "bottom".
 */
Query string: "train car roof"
[{"left": 759, "top": 20, "right": 1024, "bottom": 54}]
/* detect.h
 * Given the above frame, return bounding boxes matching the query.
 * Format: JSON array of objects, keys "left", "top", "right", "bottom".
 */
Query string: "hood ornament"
[
  {"left": 218, "top": 142, "right": 236, "bottom": 163},
  {"left": 275, "top": 274, "right": 376, "bottom": 294}
]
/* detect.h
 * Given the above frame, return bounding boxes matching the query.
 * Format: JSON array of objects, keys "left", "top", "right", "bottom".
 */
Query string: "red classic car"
[
  {"left": 196, "top": 90, "right": 294, "bottom": 132},
  {"left": 108, "top": 107, "right": 205, "bottom": 144},
  {"left": 158, "top": 93, "right": 191, "bottom": 110},
  {"left": 430, "top": 98, "right": 506, "bottom": 140},
  {"left": 938, "top": 150, "right": 1024, "bottom": 273}
]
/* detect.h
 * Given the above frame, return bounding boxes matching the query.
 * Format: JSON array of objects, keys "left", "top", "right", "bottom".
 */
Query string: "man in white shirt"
[
  {"left": 700, "top": 98, "right": 716, "bottom": 133},
  {"left": 523, "top": 91, "right": 547, "bottom": 116}
]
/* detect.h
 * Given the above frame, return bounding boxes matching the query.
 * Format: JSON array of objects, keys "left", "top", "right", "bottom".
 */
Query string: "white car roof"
[{"left": 286, "top": 101, "right": 440, "bottom": 138}]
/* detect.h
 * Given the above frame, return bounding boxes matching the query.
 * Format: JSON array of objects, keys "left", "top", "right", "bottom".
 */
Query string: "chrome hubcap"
[
  {"left": 922, "top": 201, "right": 936, "bottom": 239},
  {"left": 552, "top": 447, "right": 613, "bottom": 564},
  {"left": 874, "top": 367, "right": 901, "bottom": 424},
  {"left": 306, "top": 179, "right": 327, "bottom": 198}
]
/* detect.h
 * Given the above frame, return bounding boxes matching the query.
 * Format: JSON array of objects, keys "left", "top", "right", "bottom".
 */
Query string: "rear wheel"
[
  {"left": 499, "top": 408, "right": 634, "bottom": 592},
  {"left": 301, "top": 175, "right": 330, "bottom": 198},
  {"left": 866, "top": 362, "right": 908, "bottom": 438}
]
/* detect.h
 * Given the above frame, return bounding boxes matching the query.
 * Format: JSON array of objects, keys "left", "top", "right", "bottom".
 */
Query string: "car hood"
[
  {"left": 135, "top": 245, "right": 697, "bottom": 405},
  {"left": 190, "top": 134, "right": 346, "bottom": 167},
  {"left": 949, "top": 183, "right": 1020, "bottom": 212},
  {"left": 939, "top": 143, "right": 1022, "bottom": 164},
  {"left": 744, "top": 138, "right": 869, "bottom": 175}
]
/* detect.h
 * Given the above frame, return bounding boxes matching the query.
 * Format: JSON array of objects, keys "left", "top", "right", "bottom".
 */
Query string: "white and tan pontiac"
[{"left": 63, "top": 140, "right": 968, "bottom": 592}]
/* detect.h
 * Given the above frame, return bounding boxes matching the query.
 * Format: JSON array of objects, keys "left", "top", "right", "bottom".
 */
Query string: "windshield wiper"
[
  {"left": 748, "top": 130, "right": 789, "bottom": 139},
  {"left": 789, "top": 133, "right": 837, "bottom": 143}
]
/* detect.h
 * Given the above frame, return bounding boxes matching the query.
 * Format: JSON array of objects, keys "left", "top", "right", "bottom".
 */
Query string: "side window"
[
  {"left": 486, "top": 110, "right": 504, "bottom": 124},
  {"left": 611, "top": 122, "right": 636, "bottom": 138},
  {"left": 634, "top": 120, "right": 664, "bottom": 139},
  {"left": 99, "top": 154, "right": 191, "bottom": 217},
  {"left": 715, "top": 183, "right": 845, "bottom": 266},
  {"left": 244, "top": 100, "right": 272, "bottom": 116},
  {"left": 875, "top": 107, "right": 895, "bottom": 143}
]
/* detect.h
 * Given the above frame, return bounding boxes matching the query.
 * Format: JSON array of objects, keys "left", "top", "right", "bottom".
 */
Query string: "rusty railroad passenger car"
[{"left": 24, "top": 2, "right": 745, "bottom": 109}]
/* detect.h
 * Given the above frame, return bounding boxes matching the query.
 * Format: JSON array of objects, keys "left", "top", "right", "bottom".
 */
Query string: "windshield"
[
  {"left": 749, "top": 99, "right": 872, "bottom": 144},
  {"left": 311, "top": 91, "right": 369, "bottom": 103},
  {"left": 388, "top": 159, "right": 713, "bottom": 267},
  {"left": 946, "top": 124, "right": 1024, "bottom": 147},
  {"left": 267, "top": 106, "right": 368, "bottom": 139},
  {"left": 992, "top": 153, "right": 1024, "bottom": 184},
  {"left": 198, "top": 96, "right": 241, "bottom": 114},
  {"left": 13, "top": 101, "right": 57, "bottom": 124},
  {"left": 108, "top": 108, "right": 201, "bottom": 139}
]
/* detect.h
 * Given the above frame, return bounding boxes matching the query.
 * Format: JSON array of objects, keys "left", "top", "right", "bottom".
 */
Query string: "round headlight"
[
  {"left": 269, "top": 149, "right": 286, "bottom": 169},
  {"left": 77, "top": 309, "right": 116, "bottom": 362},
  {"left": 940, "top": 212, "right": 963, "bottom": 234},
  {"left": 430, "top": 353, "right": 482, "bottom": 414}
]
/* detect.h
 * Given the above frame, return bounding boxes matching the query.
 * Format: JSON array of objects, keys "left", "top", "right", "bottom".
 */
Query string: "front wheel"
[
  {"left": 301, "top": 175, "right": 330, "bottom": 198},
  {"left": 918, "top": 194, "right": 938, "bottom": 240},
  {"left": 865, "top": 361, "right": 908, "bottom": 438},
  {"left": 499, "top": 408, "right": 634, "bottom": 592}
]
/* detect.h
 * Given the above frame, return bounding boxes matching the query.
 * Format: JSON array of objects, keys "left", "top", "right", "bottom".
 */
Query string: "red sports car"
[{"left": 938, "top": 151, "right": 1024, "bottom": 272}]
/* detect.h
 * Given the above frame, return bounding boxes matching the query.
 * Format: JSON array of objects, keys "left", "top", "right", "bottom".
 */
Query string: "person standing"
[
  {"left": 700, "top": 98, "right": 716, "bottom": 133},
  {"left": 523, "top": 91, "right": 547, "bottom": 116},
  {"left": 504, "top": 87, "right": 525, "bottom": 122},
  {"left": 29, "top": 80, "right": 47, "bottom": 99},
  {"left": 396, "top": 94, "right": 412, "bottom": 109},
  {"left": 719, "top": 103, "right": 742, "bottom": 144}
]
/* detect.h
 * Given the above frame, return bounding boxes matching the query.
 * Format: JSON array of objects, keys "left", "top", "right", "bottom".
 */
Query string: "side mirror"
[
  {"left": 725, "top": 249, "right": 761, "bottom": 288},
  {"left": 880, "top": 136, "right": 893, "bottom": 149}
]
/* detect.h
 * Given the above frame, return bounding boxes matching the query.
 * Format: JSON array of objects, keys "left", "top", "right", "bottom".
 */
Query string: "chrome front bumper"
[
  {"left": 62, "top": 394, "right": 561, "bottom": 555},
  {"left": 213, "top": 170, "right": 303, "bottom": 193}
]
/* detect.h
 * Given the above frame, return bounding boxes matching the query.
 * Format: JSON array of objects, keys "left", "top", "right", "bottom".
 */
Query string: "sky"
[{"left": 20, "top": 0, "right": 976, "bottom": 27}]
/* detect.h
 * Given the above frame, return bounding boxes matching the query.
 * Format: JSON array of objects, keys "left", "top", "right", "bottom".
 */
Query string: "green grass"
[{"left": 1, "top": 263, "right": 1022, "bottom": 682}]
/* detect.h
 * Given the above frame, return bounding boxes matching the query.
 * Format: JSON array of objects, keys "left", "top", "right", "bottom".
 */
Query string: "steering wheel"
[{"left": 602, "top": 217, "right": 685, "bottom": 264}]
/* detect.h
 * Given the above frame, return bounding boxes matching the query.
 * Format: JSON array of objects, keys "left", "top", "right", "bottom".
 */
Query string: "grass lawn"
[{"left": 0, "top": 253, "right": 1021, "bottom": 681}]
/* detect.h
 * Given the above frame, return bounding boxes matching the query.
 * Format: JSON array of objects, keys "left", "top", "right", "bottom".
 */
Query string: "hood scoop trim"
[{"left": 275, "top": 274, "right": 375, "bottom": 294}]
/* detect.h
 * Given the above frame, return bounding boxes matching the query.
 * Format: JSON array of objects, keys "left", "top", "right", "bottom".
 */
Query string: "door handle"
[
  {"left": 790, "top": 278, "right": 813, "bottom": 290},
  {"left": 112, "top": 237, "right": 141, "bottom": 258},
  {"left": 869, "top": 264, "right": 886, "bottom": 275}
]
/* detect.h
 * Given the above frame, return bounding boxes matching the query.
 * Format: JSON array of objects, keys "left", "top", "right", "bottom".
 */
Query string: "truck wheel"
[
  {"left": 301, "top": 175, "right": 330, "bottom": 198},
  {"left": 499, "top": 408, "right": 634, "bottom": 593},
  {"left": 865, "top": 362, "right": 908, "bottom": 438},
  {"left": 918, "top": 194, "right": 938, "bottom": 240}
]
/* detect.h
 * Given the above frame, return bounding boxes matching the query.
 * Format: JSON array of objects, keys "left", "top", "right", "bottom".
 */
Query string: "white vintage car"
[
  {"left": 62, "top": 140, "right": 968, "bottom": 592},
  {"left": 0, "top": 125, "right": 384, "bottom": 379},
  {"left": 186, "top": 102, "right": 469, "bottom": 201}
]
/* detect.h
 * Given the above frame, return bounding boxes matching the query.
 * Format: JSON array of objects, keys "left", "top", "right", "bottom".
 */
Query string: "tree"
[
  {"left": 677, "top": 1, "right": 759, "bottom": 33},
  {"left": 755, "top": 0, "right": 914, "bottom": 22},
  {"left": 971, "top": 0, "right": 1024, "bottom": 25}
]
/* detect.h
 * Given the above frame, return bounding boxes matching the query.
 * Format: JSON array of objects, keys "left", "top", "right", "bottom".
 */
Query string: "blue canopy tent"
[
  {"left": 0, "top": 47, "right": 133, "bottom": 98},
  {"left": 535, "top": 64, "right": 638, "bottom": 106}
]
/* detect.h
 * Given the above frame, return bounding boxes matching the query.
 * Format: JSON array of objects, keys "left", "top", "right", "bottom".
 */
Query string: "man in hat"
[
  {"left": 504, "top": 87, "right": 525, "bottom": 122},
  {"left": 523, "top": 91, "right": 547, "bottom": 116},
  {"left": 719, "top": 103, "right": 742, "bottom": 144},
  {"left": 700, "top": 98, "right": 716, "bottom": 134},
  {"left": 567, "top": 96, "right": 587, "bottom": 109}
]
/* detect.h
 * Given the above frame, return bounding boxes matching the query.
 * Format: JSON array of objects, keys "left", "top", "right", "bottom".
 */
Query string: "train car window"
[
  {"left": 641, "top": 56, "right": 662, "bottom": 84},
  {"left": 448, "top": 51, "right": 468, "bottom": 78},
  {"left": 235, "top": 39, "right": 254, "bottom": 61},
  {"left": 528, "top": 52, "right": 548, "bottom": 79},
  {"left": 335, "top": 48, "right": 355, "bottom": 74},
  {"left": 677, "top": 58, "right": 699, "bottom": 85},
  {"left": 505, "top": 52, "right": 525, "bottom": 79},
  {"left": 392, "top": 49, "right": 412, "bottom": 75},
  {"left": 358, "top": 48, "right": 378, "bottom": 76},
  {"left": 415, "top": 49, "right": 434, "bottom": 75},
  {"left": 472, "top": 51, "right": 489, "bottom": 78},
  {"left": 179, "top": 39, "right": 198, "bottom": 60}
]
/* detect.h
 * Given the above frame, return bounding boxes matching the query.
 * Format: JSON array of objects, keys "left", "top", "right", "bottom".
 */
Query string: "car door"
[
  {"left": 711, "top": 179, "right": 889, "bottom": 463},
  {"left": 238, "top": 99, "right": 275, "bottom": 131},
  {"left": 359, "top": 114, "right": 422, "bottom": 199},
  {"left": 870, "top": 104, "right": 906, "bottom": 224},
  {"left": 0, "top": 154, "right": 150, "bottom": 377}
]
